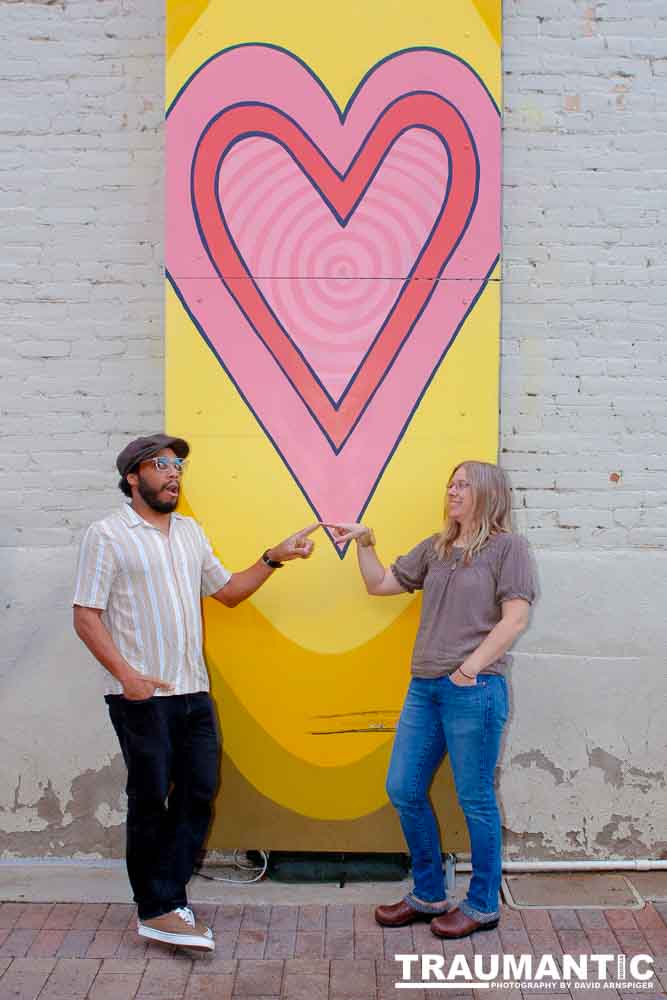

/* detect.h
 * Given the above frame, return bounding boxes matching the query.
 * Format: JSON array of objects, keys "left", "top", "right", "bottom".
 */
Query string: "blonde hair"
[{"left": 434, "top": 461, "right": 513, "bottom": 563}]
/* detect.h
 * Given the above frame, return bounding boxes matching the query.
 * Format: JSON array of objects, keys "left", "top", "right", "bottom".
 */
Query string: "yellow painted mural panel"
[{"left": 166, "top": 0, "right": 501, "bottom": 846}]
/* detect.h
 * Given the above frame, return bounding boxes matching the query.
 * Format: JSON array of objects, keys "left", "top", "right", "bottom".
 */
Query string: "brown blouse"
[{"left": 390, "top": 532, "right": 536, "bottom": 678}]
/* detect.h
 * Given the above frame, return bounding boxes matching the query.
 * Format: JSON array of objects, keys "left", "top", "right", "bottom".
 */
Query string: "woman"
[{"left": 327, "top": 461, "right": 535, "bottom": 939}]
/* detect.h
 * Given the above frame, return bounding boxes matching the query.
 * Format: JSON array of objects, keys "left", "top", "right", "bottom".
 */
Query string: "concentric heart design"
[
  {"left": 167, "top": 45, "right": 500, "bottom": 524},
  {"left": 216, "top": 128, "right": 450, "bottom": 402}
]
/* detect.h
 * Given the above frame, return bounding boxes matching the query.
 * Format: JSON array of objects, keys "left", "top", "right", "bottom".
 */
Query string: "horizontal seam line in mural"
[
  {"left": 168, "top": 274, "right": 501, "bottom": 281},
  {"left": 309, "top": 727, "right": 397, "bottom": 735},
  {"left": 310, "top": 710, "right": 398, "bottom": 718}
]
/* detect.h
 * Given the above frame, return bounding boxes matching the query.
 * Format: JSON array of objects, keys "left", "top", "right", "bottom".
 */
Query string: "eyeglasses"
[
  {"left": 145, "top": 456, "right": 187, "bottom": 473},
  {"left": 448, "top": 480, "right": 471, "bottom": 494}
]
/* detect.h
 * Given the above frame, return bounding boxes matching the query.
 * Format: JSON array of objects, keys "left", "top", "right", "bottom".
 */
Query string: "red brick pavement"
[{"left": 0, "top": 902, "right": 665, "bottom": 998}]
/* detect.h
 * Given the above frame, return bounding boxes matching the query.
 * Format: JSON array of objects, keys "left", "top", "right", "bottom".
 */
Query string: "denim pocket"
[{"left": 445, "top": 673, "right": 481, "bottom": 692}]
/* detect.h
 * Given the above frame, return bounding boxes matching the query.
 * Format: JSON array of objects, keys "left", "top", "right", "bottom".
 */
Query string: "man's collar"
[
  {"left": 119, "top": 503, "right": 144, "bottom": 528},
  {"left": 119, "top": 502, "right": 184, "bottom": 529}
]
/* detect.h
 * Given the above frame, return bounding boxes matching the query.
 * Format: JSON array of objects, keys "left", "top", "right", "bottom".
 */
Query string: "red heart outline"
[{"left": 191, "top": 93, "right": 479, "bottom": 451}]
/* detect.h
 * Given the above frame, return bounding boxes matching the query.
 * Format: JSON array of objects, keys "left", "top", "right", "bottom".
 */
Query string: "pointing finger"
[{"left": 296, "top": 522, "right": 321, "bottom": 538}]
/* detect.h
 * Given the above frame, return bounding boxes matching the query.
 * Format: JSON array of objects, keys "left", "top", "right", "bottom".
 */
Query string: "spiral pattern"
[{"left": 218, "top": 130, "right": 449, "bottom": 400}]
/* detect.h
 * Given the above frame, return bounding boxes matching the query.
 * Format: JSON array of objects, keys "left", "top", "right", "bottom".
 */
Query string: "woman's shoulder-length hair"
[{"left": 434, "top": 460, "right": 514, "bottom": 564}]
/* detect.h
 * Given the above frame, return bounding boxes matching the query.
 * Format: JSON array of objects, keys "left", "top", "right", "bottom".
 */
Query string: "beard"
[{"left": 137, "top": 473, "right": 179, "bottom": 514}]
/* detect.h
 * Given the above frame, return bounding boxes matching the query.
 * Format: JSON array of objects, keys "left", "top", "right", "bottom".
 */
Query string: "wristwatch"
[{"left": 261, "top": 549, "right": 284, "bottom": 569}]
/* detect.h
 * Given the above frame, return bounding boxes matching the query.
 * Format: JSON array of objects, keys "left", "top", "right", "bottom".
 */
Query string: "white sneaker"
[{"left": 137, "top": 906, "right": 215, "bottom": 950}]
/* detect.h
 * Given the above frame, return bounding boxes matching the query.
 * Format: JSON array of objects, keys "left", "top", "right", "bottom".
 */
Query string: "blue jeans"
[{"left": 386, "top": 674, "right": 508, "bottom": 921}]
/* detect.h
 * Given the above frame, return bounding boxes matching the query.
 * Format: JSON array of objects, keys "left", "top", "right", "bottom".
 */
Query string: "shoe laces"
[{"left": 174, "top": 906, "right": 196, "bottom": 928}]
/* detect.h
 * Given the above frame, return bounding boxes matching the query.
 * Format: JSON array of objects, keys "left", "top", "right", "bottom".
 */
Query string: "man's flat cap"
[{"left": 116, "top": 434, "right": 190, "bottom": 478}]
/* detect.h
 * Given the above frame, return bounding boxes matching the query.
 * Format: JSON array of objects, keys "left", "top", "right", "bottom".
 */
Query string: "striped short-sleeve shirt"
[{"left": 73, "top": 503, "right": 232, "bottom": 696}]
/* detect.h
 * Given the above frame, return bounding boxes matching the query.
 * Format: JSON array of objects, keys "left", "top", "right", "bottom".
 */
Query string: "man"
[{"left": 73, "top": 433, "right": 317, "bottom": 951}]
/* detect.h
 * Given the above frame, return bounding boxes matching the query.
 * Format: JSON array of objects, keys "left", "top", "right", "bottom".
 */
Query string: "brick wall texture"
[
  {"left": 501, "top": 0, "right": 667, "bottom": 550},
  {"left": 1, "top": 0, "right": 666, "bottom": 551}
]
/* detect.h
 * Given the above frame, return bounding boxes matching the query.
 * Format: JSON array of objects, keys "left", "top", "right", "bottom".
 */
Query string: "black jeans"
[{"left": 106, "top": 692, "right": 220, "bottom": 921}]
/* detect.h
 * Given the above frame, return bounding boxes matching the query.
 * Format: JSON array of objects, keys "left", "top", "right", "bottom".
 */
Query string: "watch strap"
[{"left": 262, "top": 549, "right": 284, "bottom": 569}]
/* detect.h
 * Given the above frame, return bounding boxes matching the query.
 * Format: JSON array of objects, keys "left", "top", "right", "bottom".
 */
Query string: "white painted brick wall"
[
  {"left": 0, "top": 0, "right": 164, "bottom": 548},
  {"left": 1, "top": 0, "right": 666, "bottom": 551},
  {"left": 503, "top": 0, "right": 667, "bottom": 550}
]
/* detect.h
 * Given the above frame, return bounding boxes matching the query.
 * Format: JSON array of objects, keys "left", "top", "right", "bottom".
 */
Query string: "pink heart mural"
[{"left": 167, "top": 45, "right": 500, "bottom": 525}]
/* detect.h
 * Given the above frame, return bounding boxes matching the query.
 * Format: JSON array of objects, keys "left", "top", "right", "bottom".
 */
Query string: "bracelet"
[
  {"left": 458, "top": 668, "right": 476, "bottom": 680},
  {"left": 356, "top": 527, "right": 376, "bottom": 548}
]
